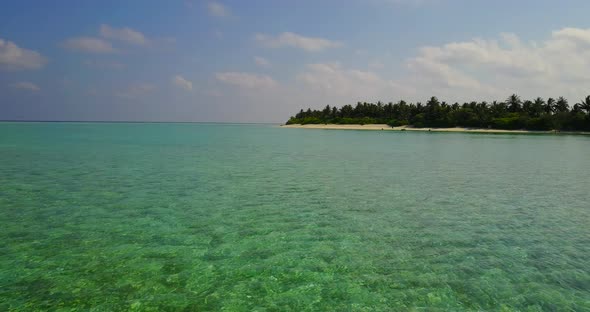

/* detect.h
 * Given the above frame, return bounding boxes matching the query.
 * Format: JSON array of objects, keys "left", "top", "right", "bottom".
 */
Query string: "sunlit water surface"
[{"left": 1, "top": 122, "right": 589, "bottom": 311}]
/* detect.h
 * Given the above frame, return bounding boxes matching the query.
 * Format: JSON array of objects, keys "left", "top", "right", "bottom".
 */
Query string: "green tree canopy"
[{"left": 286, "top": 94, "right": 590, "bottom": 131}]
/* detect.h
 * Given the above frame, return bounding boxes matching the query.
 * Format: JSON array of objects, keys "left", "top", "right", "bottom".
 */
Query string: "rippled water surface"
[{"left": 1, "top": 122, "right": 589, "bottom": 311}]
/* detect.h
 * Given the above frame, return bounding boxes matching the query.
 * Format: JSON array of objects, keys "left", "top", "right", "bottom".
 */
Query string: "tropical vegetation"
[{"left": 286, "top": 94, "right": 590, "bottom": 131}]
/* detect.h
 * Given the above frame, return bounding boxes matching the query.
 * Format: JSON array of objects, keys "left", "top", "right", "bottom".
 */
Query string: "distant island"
[{"left": 285, "top": 94, "right": 590, "bottom": 132}]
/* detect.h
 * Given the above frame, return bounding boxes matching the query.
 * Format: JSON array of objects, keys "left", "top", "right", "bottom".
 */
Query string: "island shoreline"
[{"left": 281, "top": 124, "right": 590, "bottom": 135}]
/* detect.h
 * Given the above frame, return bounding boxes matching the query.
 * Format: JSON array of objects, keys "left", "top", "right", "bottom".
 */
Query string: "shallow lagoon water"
[{"left": 1, "top": 122, "right": 589, "bottom": 311}]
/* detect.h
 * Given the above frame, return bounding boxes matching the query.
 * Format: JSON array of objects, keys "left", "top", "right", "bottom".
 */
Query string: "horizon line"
[{"left": 0, "top": 120, "right": 282, "bottom": 125}]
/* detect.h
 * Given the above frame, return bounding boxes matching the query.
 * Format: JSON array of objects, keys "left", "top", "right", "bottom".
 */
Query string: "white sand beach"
[{"left": 281, "top": 124, "right": 589, "bottom": 135}]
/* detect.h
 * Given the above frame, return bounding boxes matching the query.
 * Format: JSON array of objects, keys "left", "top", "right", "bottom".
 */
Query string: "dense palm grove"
[{"left": 286, "top": 94, "right": 590, "bottom": 131}]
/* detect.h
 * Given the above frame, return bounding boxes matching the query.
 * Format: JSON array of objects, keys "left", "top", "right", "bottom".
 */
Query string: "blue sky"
[{"left": 2, "top": 0, "right": 590, "bottom": 122}]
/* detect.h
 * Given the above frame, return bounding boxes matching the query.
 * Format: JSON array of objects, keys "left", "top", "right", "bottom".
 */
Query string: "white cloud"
[
  {"left": 210, "top": 64, "right": 411, "bottom": 122},
  {"left": 254, "top": 56, "right": 271, "bottom": 67},
  {"left": 216, "top": 72, "right": 278, "bottom": 89},
  {"left": 255, "top": 32, "right": 342, "bottom": 52},
  {"left": 552, "top": 27, "right": 590, "bottom": 46},
  {"left": 208, "top": 2, "right": 230, "bottom": 17},
  {"left": 65, "top": 25, "right": 170, "bottom": 54},
  {"left": 406, "top": 57, "right": 484, "bottom": 90},
  {"left": 196, "top": 27, "right": 590, "bottom": 122},
  {"left": 172, "top": 75, "right": 193, "bottom": 91},
  {"left": 116, "top": 83, "right": 155, "bottom": 99},
  {"left": 9, "top": 81, "right": 40, "bottom": 92},
  {"left": 297, "top": 62, "right": 408, "bottom": 100},
  {"left": 414, "top": 35, "right": 548, "bottom": 78},
  {"left": 100, "top": 24, "right": 148, "bottom": 45},
  {"left": 63, "top": 37, "right": 116, "bottom": 53},
  {"left": 0, "top": 38, "right": 47, "bottom": 70},
  {"left": 402, "top": 27, "right": 590, "bottom": 101}
]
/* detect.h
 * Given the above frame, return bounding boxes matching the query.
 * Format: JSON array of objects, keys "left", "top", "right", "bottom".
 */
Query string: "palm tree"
[
  {"left": 491, "top": 101, "right": 507, "bottom": 116},
  {"left": 506, "top": 94, "right": 522, "bottom": 113},
  {"left": 545, "top": 98, "right": 556, "bottom": 114},
  {"left": 522, "top": 100, "right": 533, "bottom": 115},
  {"left": 426, "top": 96, "right": 440, "bottom": 108},
  {"left": 577, "top": 95, "right": 590, "bottom": 114},
  {"left": 532, "top": 97, "right": 545, "bottom": 117},
  {"left": 555, "top": 97, "right": 569, "bottom": 113}
]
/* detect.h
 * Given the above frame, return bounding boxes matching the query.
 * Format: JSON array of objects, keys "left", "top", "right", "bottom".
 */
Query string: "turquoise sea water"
[{"left": 1, "top": 122, "right": 589, "bottom": 311}]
